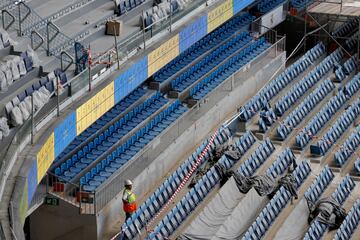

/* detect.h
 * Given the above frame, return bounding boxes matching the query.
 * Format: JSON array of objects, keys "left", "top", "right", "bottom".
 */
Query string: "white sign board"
[{"left": 260, "top": 4, "right": 286, "bottom": 34}]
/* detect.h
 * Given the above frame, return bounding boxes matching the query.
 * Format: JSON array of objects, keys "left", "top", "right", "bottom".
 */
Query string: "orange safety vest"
[{"left": 123, "top": 189, "right": 137, "bottom": 213}]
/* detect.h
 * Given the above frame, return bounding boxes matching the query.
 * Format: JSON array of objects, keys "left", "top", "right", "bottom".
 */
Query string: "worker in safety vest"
[{"left": 122, "top": 179, "right": 137, "bottom": 220}]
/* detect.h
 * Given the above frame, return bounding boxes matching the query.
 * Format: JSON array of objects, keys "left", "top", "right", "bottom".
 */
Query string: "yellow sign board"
[
  {"left": 148, "top": 34, "right": 179, "bottom": 76},
  {"left": 76, "top": 82, "right": 114, "bottom": 135},
  {"left": 37, "top": 132, "right": 55, "bottom": 183},
  {"left": 208, "top": 0, "right": 233, "bottom": 33}
]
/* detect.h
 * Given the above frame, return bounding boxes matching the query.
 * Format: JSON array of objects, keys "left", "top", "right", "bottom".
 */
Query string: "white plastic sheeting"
[
  {"left": 18, "top": 101, "right": 30, "bottom": 121},
  {"left": 182, "top": 181, "right": 268, "bottom": 240},
  {"left": 26, "top": 46, "right": 40, "bottom": 68},
  {"left": 7, "top": 86, "right": 51, "bottom": 126},
  {"left": 0, "top": 117, "right": 9, "bottom": 137},
  {"left": 0, "top": 70, "right": 6, "bottom": 90},
  {"left": 10, "top": 106, "right": 23, "bottom": 126}
]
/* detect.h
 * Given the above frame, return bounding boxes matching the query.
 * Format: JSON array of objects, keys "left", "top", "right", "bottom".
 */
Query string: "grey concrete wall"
[
  {"left": 96, "top": 51, "right": 286, "bottom": 240},
  {"left": 28, "top": 199, "right": 97, "bottom": 240}
]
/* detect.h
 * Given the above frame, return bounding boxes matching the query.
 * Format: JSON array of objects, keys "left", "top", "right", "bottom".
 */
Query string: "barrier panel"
[
  {"left": 114, "top": 56, "right": 148, "bottom": 104},
  {"left": 208, "top": 0, "right": 234, "bottom": 33},
  {"left": 27, "top": 161, "right": 38, "bottom": 205},
  {"left": 148, "top": 34, "right": 180, "bottom": 76},
  {"left": 233, "top": 0, "right": 255, "bottom": 14},
  {"left": 179, "top": 15, "right": 208, "bottom": 53},
  {"left": 54, "top": 111, "right": 77, "bottom": 157},
  {"left": 36, "top": 133, "right": 54, "bottom": 183},
  {"left": 76, "top": 82, "right": 114, "bottom": 135}
]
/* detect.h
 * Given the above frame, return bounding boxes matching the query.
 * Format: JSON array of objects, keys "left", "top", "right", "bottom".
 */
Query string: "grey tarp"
[
  {"left": 272, "top": 198, "right": 310, "bottom": 240},
  {"left": 308, "top": 197, "right": 346, "bottom": 229},
  {"left": 212, "top": 188, "right": 268, "bottom": 240},
  {"left": 181, "top": 178, "right": 245, "bottom": 240}
]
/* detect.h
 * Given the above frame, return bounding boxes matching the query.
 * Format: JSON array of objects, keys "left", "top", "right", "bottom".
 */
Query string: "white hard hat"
[{"left": 124, "top": 179, "right": 133, "bottom": 186}]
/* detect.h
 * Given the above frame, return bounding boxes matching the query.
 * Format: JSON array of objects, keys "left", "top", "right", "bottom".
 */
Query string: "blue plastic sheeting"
[
  {"left": 27, "top": 160, "right": 38, "bottom": 205},
  {"left": 179, "top": 15, "right": 208, "bottom": 53},
  {"left": 114, "top": 56, "right": 148, "bottom": 104},
  {"left": 233, "top": 0, "right": 255, "bottom": 14},
  {"left": 54, "top": 111, "right": 77, "bottom": 158}
]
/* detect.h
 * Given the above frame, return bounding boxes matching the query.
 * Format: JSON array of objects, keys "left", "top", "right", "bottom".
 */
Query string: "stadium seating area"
[
  {"left": 303, "top": 175, "right": 355, "bottom": 240},
  {"left": 80, "top": 100, "right": 188, "bottom": 191},
  {"left": 239, "top": 42, "right": 326, "bottom": 121},
  {"left": 54, "top": 87, "right": 148, "bottom": 163},
  {"left": 304, "top": 165, "right": 334, "bottom": 203},
  {"left": 115, "top": 0, "right": 146, "bottom": 16},
  {"left": 332, "top": 19, "right": 359, "bottom": 38},
  {"left": 334, "top": 126, "right": 360, "bottom": 167},
  {"left": 153, "top": 13, "right": 255, "bottom": 83},
  {"left": 334, "top": 199, "right": 360, "bottom": 240},
  {"left": 311, "top": 99, "right": 360, "bottom": 156},
  {"left": 55, "top": 92, "right": 168, "bottom": 182},
  {"left": 171, "top": 31, "right": 253, "bottom": 92},
  {"left": 255, "top": 0, "right": 286, "bottom": 14},
  {"left": 295, "top": 72, "right": 360, "bottom": 149},
  {"left": 276, "top": 79, "right": 335, "bottom": 139},
  {"left": 190, "top": 37, "right": 271, "bottom": 100},
  {"left": 242, "top": 161, "right": 311, "bottom": 240}
]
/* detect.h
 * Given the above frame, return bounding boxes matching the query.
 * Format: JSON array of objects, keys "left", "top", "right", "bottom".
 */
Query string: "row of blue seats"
[
  {"left": 149, "top": 138, "right": 274, "bottom": 239},
  {"left": 332, "top": 19, "right": 359, "bottom": 38},
  {"left": 153, "top": 13, "right": 255, "bottom": 83},
  {"left": 344, "top": 72, "right": 360, "bottom": 96},
  {"left": 54, "top": 92, "right": 167, "bottom": 181},
  {"left": 304, "top": 165, "right": 334, "bottom": 203},
  {"left": 266, "top": 148, "right": 296, "bottom": 179},
  {"left": 304, "top": 175, "right": 355, "bottom": 240},
  {"left": 239, "top": 42, "right": 326, "bottom": 121},
  {"left": 256, "top": 0, "right": 286, "bottom": 14},
  {"left": 277, "top": 79, "right": 335, "bottom": 140},
  {"left": 331, "top": 175, "right": 355, "bottom": 205},
  {"left": 121, "top": 127, "right": 234, "bottom": 239},
  {"left": 335, "top": 56, "right": 357, "bottom": 82},
  {"left": 312, "top": 99, "right": 360, "bottom": 156},
  {"left": 81, "top": 100, "right": 188, "bottom": 191},
  {"left": 117, "top": 0, "right": 145, "bottom": 15},
  {"left": 290, "top": 0, "right": 314, "bottom": 10},
  {"left": 258, "top": 107, "right": 277, "bottom": 132},
  {"left": 334, "top": 128, "right": 360, "bottom": 167},
  {"left": 190, "top": 38, "right": 270, "bottom": 100},
  {"left": 242, "top": 161, "right": 311, "bottom": 240},
  {"left": 275, "top": 49, "right": 343, "bottom": 117},
  {"left": 171, "top": 32, "right": 253, "bottom": 92},
  {"left": 334, "top": 198, "right": 360, "bottom": 240},
  {"left": 54, "top": 87, "right": 147, "bottom": 163},
  {"left": 238, "top": 138, "right": 275, "bottom": 177},
  {"left": 295, "top": 85, "right": 352, "bottom": 149}
]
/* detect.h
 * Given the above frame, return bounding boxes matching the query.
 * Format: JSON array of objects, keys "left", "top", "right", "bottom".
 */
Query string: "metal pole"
[
  {"left": 88, "top": 44, "right": 92, "bottom": 92},
  {"left": 304, "top": 0, "right": 307, "bottom": 52},
  {"left": 307, "top": 12, "right": 353, "bottom": 58},
  {"left": 169, "top": 3, "right": 173, "bottom": 33},
  {"left": 358, "top": 19, "right": 360, "bottom": 70},
  {"left": 113, "top": 25, "right": 120, "bottom": 70},
  {"left": 142, "top": 10, "right": 146, "bottom": 50},
  {"left": 56, "top": 76, "right": 60, "bottom": 117},
  {"left": 18, "top": 3, "right": 21, "bottom": 36},
  {"left": 31, "top": 94, "right": 34, "bottom": 144}
]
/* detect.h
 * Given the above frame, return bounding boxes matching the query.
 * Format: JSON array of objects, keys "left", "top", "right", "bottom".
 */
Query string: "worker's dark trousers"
[{"left": 126, "top": 212, "right": 132, "bottom": 220}]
